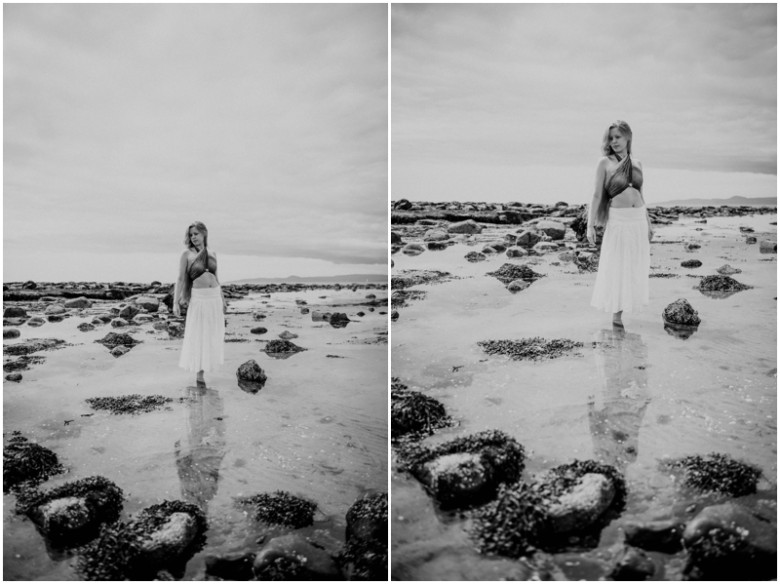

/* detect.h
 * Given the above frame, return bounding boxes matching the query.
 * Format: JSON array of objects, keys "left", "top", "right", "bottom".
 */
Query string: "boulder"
[
  {"left": 558, "top": 251, "right": 577, "bottom": 262},
  {"left": 330, "top": 313, "right": 350, "bottom": 327},
  {"left": 118, "top": 305, "right": 140, "bottom": 320},
  {"left": 110, "top": 318, "right": 128, "bottom": 328},
  {"left": 745, "top": 236, "right": 758, "bottom": 244},
  {"left": 111, "top": 345, "right": 132, "bottom": 358},
  {"left": 716, "top": 264, "right": 741, "bottom": 275},
  {"left": 683, "top": 502, "right": 776, "bottom": 580},
  {"left": 253, "top": 534, "right": 342, "bottom": 580},
  {"left": 623, "top": 519, "right": 684, "bottom": 553},
  {"left": 167, "top": 321, "right": 184, "bottom": 339},
  {"left": 64, "top": 297, "right": 92, "bottom": 309},
  {"left": 423, "top": 229, "right": 450, "bottom": 242},
  {"left": 546, "top": 473, "right": 616, "bottom": 534},
  {"left": 47, "top": 314, "right": 66, "bottom": 323},
  {"left": 77, "top": 322, "right": 95, "bottom": 332},
  {"left": 759, "top": 240, "right": 777, "bottom": 253},
  {"left": 533, "top": 242, "right": 559, "bottom": 254},
  {"left": 448, "top": 219, "right": 482, "bottom": 234},
  {"left": 3, "top": 434, "right": 64, "bottom": 492},
  {"left": 236, "top": 491, "right": 316, "bottom": 527},
  {"left": 236, "top": 360, "right": 267, "bottom": 393},
  {"left": 697, "top": 275, "right": 752, "bottom": 295},
  {"left": 681, "top": 259, "right": 702, "bottom": 268},
  {"left": 3, "top": 327, "right": 21, "bottom": 339},
  {"left": 506, "top": 246, "right": 529, "bottom": 258},
  {"left": 507, "top": 279, "right": 531, "bottom": 293},
  {"left": 341, "top": 492, "right": 388, "bottom": 580},
  {"left": 134, "top": 296, "right": 160, "bottom": 312},
  {"left": 465, "top": 251, "right": 487, "bottom": 263},
  {"left": 662, "top": 298, "right": 701, "bottom": 327},
  {"left": 664, "top": 452, "right": 761, "bottom": 496},
  {"left": 427, "top": 241, "right": 448, "bottom": 250},
  {"left": 391, "top": 231, "right": 403, "bottom": 244},
  {"left": 536, "top": 220, "right": 566, "bottom": 240},
  {"left": 95, "top": 332, "right": 140, "bottom": 349},
  {"left": 3, "top": 306, "right": 27, "bottom": 318},
  {"left": 278, "top": 330, "right": 298, "bottom": 340},
  {"left": 514, "top": 230, "right": 542, "bottom": 248},
  {"left": 44, "top": 304, "right": 67, "bottom": 315},
  {"left": 250, "top": 326, "right": 267, "bottom": 334},
  {"left": 132, "top": 314, "right": 153, "bottom": 324},
  {"left": 402, "top": 243, "right": 425, "bottom": 255},
  {"left": 608, "top": 546, "right": 656, "bottom": 581},
  {"left": 5, "top": 373, "right": 22, "bottom": 382}
]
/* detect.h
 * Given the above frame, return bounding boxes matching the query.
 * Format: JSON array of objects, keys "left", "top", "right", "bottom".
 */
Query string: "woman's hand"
[
  {"left": 648, "top": 227, "right": 654, "bottom": 242},
  {"left": 587, "top": 227, "right": 596, "bottom": 246}
]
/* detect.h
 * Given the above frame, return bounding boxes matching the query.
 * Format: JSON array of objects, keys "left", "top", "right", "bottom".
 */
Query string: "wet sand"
[
  {"left": 3, "top": 284, "right": 387, "bottom": 580},
  {"left": 391, "top": 212, "right": 776, "bottom": 579}
]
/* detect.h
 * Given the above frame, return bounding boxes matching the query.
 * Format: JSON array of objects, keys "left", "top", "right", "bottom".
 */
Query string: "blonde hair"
[
  {"left": 184, "top": 221, "right": 208, "bottom": 251},
  {"left": 601, "top": 120, "right": 633, "bottom": 157}
]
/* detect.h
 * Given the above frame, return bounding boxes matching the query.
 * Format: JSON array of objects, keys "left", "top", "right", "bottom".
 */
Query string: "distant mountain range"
[
  {"left": 651, "top": 196, "right": 777, "bottom": 208},
  {"left": 229, "top": 273, "right": 387, "bottom": 285}
]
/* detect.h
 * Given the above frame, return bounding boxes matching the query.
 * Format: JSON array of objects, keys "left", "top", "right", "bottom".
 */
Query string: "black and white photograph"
[
  {"left": 4, "top": 4, "right": 387, "bottom": 580},
  {"left": 390, "top": 4, "right": 776, "bottom": 580}
]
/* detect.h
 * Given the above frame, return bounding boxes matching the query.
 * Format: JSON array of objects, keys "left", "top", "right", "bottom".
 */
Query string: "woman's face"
[
  {"left": 609, "top": 128, "right": 629, "bottom": 154},
  {"left": 189, "top": 227, "right": 204, "bottom": 249}
]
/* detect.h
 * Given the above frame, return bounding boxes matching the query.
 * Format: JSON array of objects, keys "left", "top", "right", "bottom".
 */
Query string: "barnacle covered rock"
[
  {"left": 3, "top": 433, "right": 64, "bottom": 492},
  {"left": 663, "top": 453, "right": 761, "bottom": 497},
  {"left": 339, "top": 492, "right": 388, "bottom": 580},
  {"left": 478, "top": 337, "right": 583, "bottom": 361},
  {"left": 235, "top": 491, "right": 316, "bottom": 528},
  {"left": 486, "top": 263, "right": 544, "bottom": 286},
  {"left": 391, "top": 379, "right": 452, "bottom": 442}
]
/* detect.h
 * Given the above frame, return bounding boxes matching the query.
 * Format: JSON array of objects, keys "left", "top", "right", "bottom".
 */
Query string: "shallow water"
[
  {"left": 3, "top": 287, "right": 387, "bottom": 580},
  {"left": 391, "top": 214, "right": 777, "bottom": 579}
]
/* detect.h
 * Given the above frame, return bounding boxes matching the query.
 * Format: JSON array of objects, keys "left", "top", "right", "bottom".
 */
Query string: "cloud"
[{"left": 4, "top": 4, "right": 387, "bottom": 277}]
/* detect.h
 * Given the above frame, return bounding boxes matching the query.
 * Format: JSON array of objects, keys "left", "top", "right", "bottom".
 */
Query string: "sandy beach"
[
  {"left": 3, "top": 281, "right": 388, "bottom": 580},
  {"left": 391, "top": 202, "right": 776, "bottom": 580}
]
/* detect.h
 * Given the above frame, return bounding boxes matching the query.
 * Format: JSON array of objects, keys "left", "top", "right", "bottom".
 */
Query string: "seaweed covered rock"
[
  {"left": 77, "top": 500, "right": 207, "bottom": 580},
  {"left": 683, "top": 502, "right": 776, "bottom": 580},
  {"left": 391, "top": 379, "right": 452, "bottom": 441},
  {"left": 696, "top": 275, "right": 752, "bottom": 296},
  {"left": 506, "top": 279, "right": 531, "bottom": 293},
  {"left": 339, "top": 492, "right": 388, "bottom": 580},
  {"left": 664, "top": 453, "right": 761, "bottom": 497},
  {"left": 4, "top": 338, "right": 66, "bottom": 356},
  {"left": 94, "top": 332, "right": 141, "bottom": 349},
  {"left": 4, "top": 306, "right": 28, "bottom": 318},
  {"left": 263, "top": 339, "right": 306, "bottom": 355},
  {"left": 486, "top": 263, "right": 544, "bottom": 286},
  {"left": 608, "top": 545, "right": 657, "bottom": 580},
  {"left": 3, "top": 433, "right": 64, "bottom": 492},
  {"left": 236, "top": 491, "right": 316, "bottom": 528},
  {"left": 536, "top": 220, "right": 566, "bottom": 240},
  {"left": 17, "top": 476, "right": 123, "bottom": 546},
  {"left": 622, "top": 519, "right": 684, "bottom": 554},
  {"left": 85, "top": 394, "right": 173, "bottom": 415},
  {"left": 514, "top": 229, "right": 542, "bottom": 248},
  {"left": 236, "top": 360, "right": 267, "bottom": 393},
  {"left": 448, "top": 219, "right": 482, "bottom": 234},
  {"left": 465, "top": 251, "right": 487, "bottom": 263},
  {"left": 662, "top": 298, "right": 701, "bottom": 327},
  {"left": 478, "top": 337, "right": 583, "bottom": 361},
  {"left": 681, "top": 259, "right": 702, "bottom": 268},
  {"left": 329, "top": 312, "right": 350, "bottom": 328},
  {"left": 4, "top": 327, "right": 21, "bottom": 339},
  {"left": 253, "top": 534, "right": 342, "bottom": 580},
  {"left": 401, "top": 430, "right": 525, "bottom": 509},
  {"left": 716, "top": 264, "right": 741, "bottom": 275}
]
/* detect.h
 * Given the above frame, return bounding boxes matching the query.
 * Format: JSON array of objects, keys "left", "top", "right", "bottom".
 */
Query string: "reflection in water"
[
  {"left": 175, "top": 385, "right": 226, "bottom": 512},
  {"left": 588, "top": 326, "right": 650, "bottom": 470}
]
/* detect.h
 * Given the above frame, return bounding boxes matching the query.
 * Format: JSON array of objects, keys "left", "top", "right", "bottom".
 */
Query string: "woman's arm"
[
  {"left": 635, "top": 161, "right": 653, "bottom": 242},
  {"left": 212, "top": 252, "right": 227, "bottom": 314},
  {"left": 173, "top": 251, "right": 188, "bottom": 317},
  {"left": 587, "top": 158, "right": 608, "bottom": 244}
]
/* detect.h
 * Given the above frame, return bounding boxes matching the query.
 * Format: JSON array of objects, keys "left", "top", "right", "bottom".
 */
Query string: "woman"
[
  {"left": 587, "top": 120, "right": 653, "bottom": 326},
  {"left": 174, "top": 221, "right": 226, "bottom": 385}
]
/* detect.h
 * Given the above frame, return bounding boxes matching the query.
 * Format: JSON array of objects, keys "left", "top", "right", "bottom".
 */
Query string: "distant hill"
[
  {"left": 651, "top": 196, "right": 777, "bottom": 208},
  {"left": 229, "top": 273, "right": 387, "bottom": 285}
]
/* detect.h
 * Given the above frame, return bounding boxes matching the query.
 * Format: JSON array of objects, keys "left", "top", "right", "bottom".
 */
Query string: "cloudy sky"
[
  {"left": 393, "top": 4, "right": 776, "bottom": 205},
  {"left": 4, "top": 4, "right": 387, "bottom": 283}
]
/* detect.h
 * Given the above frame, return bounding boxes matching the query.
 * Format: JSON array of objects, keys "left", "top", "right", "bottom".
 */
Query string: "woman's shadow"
[
  {"left": 588, "top": 325, "right": 651, "bottom": 470},
  {"left": 175, "top": 385, "right": 226, "bottom": 512}
]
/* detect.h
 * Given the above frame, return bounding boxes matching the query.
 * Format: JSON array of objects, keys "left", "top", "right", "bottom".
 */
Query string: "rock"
[
  {"left": 685, "top": 242, "right": 701, "bottom": 251},
  {"left": 278, "top": 330, "right": 298, "bottom": 340},
  {"left": 330, "top": 312, "right": 350, "bottom": 327},
  {"left": 716, "top": 264, "right": 742, "bottom": 275},
  {"left": 745, "top": 236, "right": 758, "bottom": 244},
  {"left": 739, "top": 226, "right": 755, "bottom": 233},
  {"left": 21, "top": 476, "right": 124, "bottom": 545},
  {"left": 558, "top": 251, "right": 577, "bottom": 262},
  {"left": 623, "top": 519, "right": 684, "bottom": 553},
  {"left": 132, "top": 314, "right": 153, "bottom": 324},
  {"left": 506, "top": 246, "right": 529, "bottom": 258},
  {"left": 394, "top": 199, "right": 412, "bottom": 211},
  {"left": 5, "top": 373, "right": 22, "bottom": 382},
  {"left": 111, "top": 318, "right": 128, "bottom": 328},
  {"left": 404, "top": 430, "right": 525, "bottom": 510},
  {"left": 391, "top": 379, "right": 452, "bottom": 440},
  {"left": 3, "top": 306, "right": 28, "bottom": 318},
  {"left": 391, "top": 231, "right": 403, "bottom": 244},
  {"left": 236, "top": 491, "right": 316, "bottom": 527},
  {"left": 683, "top": 502, "right": 776, "bottom": 580},
  {"left": 300, "top": 307, "right": 310, "bottom": 315},
  {"left": 402, "top": 243, "right": 425, "bottom": 255},
  {"left": 424, "top": 228, "right": 450, "bottom": 242},
  {"left": 236, "top": 360, "right": 267, "bottom": 393},
  {"left": 391, "top": 310, "right": 399, "bottom": 321},
  {"left": 759, "top": 240, "right": 777, "bottom": 253},
  {"left": 506, "top": 279, "right": 531, "bottom": 293},
  {"left": 514, "top": 229, "right": 542, "bottom": 248},
  {"left": 118, "top": 305, "right": 141, "bottom": 320},
  {"left": 95, "top": 332, "right": 140, "bottom": 349},
  {"left": 3, "top": 317, "right": 27, "bottom": 326},
  {"left": 311, "top": 310, "right": 330, "bottom": 322},
  {"left": 664, "top": 452, "right": 761, "bottom": 496},
  {"left": 478, "top": 337, "right": 583, "bottom": 361},
  {"left": 140, "top": 512, "right": 200, "bottom": 563},
  {"left": 44, "top": 304, "right": 66, "bottom": 315},
  {"left": 167, "top": 321, "right": 184, "bottom": 339},
  {"left": 253, "top": 534, "right": 342, "bottom": 580},
  {"left": 536, "top": 220, "right": 566, "bottom": 240},
  {"left": 64, "top": 297, "right": 92, "bottom": 309},
  {"left": 264, "top": 339, "right": 306, "bottom": 356},
  {"left": 4, "top": 327, "right": 21, "bottom": 339},
  {"left": 662, "top": 298, "right": 701, "bottom": 327},
  {"left": 487, "top": 263, "right": 544, "bottom": 285},
  {"left": 465, "top": 251, "right": 487, "bottom": 262},
  {"left": 3, "top": 434, "right": 64, "bottom": 492},
  {"left": 681, "top": 259, "right": 702, "bottom": 268},
  {"left": 609, "top": 546, "right": 656, "bottom": 580},
  {"left": 697, "top": 275, "right": 752, "bottom": 295},
  {"left": 253, "top": 312, "right": 267, "bottom": 320},
  {"left": 250, "top": 326, "right": 267, "bottom": 334},
  {"left": 47, "top": 314, "right": 66, "bottom": 323},
  {"left": 4, "top": 338, "right": 66, "bottom": 356},
  {"left": 111, "top": 345, "right": 132, "bottom": 358},
  {"left": 77, "top": 322, "right": 95, "bottom": 332},
  {"left": 533, "top": 241, "right": 559, "bottom": 254},
  {"left": 448, "top": 219, "right": 482, "bottom": 234},
  {"left": 546, "top": 473, "right": 616, "bottom": 534},
  {"left": 205, "top": 552, "right": 255, "bottom": 581},
  {"left": 341, "top": 492, "right": 388, "bottom": 580},
  {"left": 134, "top": 296, "right": 160, "bottom": 312}
]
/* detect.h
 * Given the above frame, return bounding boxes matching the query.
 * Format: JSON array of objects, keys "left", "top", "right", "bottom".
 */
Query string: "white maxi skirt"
[
  {"left": 179, "top": 287, "right": 225, "bottom": 372},
  {"left": 590, "top": 206, "right": 650, "bottom": 314}
]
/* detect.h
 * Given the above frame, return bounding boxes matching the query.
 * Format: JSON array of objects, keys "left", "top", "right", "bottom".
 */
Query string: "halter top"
[
  {"left": 188, "top": 248, "right": 217, "bottom": 280},
  {"left": 605, "top": 153, "right": 643, "bottom": 199}
]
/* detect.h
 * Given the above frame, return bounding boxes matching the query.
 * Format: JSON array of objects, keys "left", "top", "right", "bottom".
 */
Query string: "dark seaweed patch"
[
  {"left": 478, "top": 338, "right": 583, "bottom": 361},
  {"left": 697, "top": 275, "right": 752, "bottom": 293},
  {"left": 235, "top": 491, "right": 316, "bottom": 528},
  {"left": 94, "top": 332, "right": 141, "bottom": 348},
  {"left": 391, "top": 379, "right": 453, "bottom": 442},
  {"left": 85, "top": 394, "right": 173, "bottom": 415},
  {"left": 663, "top": 453, "right": 761, "bottom": 497},
  {"left": 263, "top": 340, "right": 306, "bottom": 354},
  {"left": 486, "top": 263, "right": 544, "bottom": 285},
  {"left": 3, "top": 433, "right": 64, "bottom": 492}
]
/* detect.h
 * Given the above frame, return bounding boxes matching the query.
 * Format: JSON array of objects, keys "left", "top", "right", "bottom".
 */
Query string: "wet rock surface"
[
  {"left": 696, "top": 274, "right": 753, "bottom": 295},
  {"left": 622, "top": 519, "right": 684, "bottom": 553},
  {"left": 391, "top": 378, "right": 453, "bottom": 442},
  {"left": 235, "top": 491, "right": 317, "bottom": 528},
  {"left": 236, "top": 359, "right": 267, "bottom": 393},
  {"left": 3, "top": 433, "right": 65, "bottom": 492},
  {"left": 663, "top": 452, "right": 761, "bottom": 496},
  {"left": 252, "top": 534, "right": 342, "bottom": 580},
  {"left": 94, "top": 331, "right": 141, "bottom": 349},
  {"left": 339, "top": 492, "right": 388, "bottom": 580},
  {"left": 478, "top": 337, "right": 583, "bottom": 361},
  {"left": 662, "top": 298, "right": 701, "bottom": 328}
]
